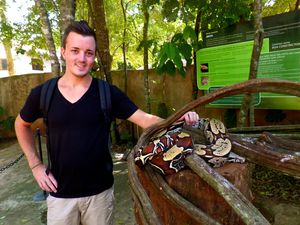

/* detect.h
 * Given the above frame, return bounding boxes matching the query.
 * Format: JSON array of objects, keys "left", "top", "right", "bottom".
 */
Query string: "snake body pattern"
[{"left": 134, "top": 118, "right": 245, "bottom": 175}]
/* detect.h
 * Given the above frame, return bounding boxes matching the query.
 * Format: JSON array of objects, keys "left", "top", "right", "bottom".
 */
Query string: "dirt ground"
[{"left": 0, "top": 139, "right": 136, "bottom": 225}]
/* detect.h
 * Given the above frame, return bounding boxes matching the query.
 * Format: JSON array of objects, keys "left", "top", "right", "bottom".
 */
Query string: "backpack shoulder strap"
[
  {"left": 40, "top": 77, "right": 59, "bottom": 124},
  {"left": 98, "top": 79, "right": 111, "bottom": 125}
]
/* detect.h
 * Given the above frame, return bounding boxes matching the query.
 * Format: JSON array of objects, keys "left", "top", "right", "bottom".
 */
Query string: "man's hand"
[
  {"left": 179, "top": 111, "right": 199, "bottom": 126},
  {"left": 31, "top": 164, "right": 58, "bottom": 193}
]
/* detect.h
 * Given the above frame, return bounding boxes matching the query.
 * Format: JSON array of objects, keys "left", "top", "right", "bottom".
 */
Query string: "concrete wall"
[
  {"left": 0, "top": 67, "right": 198, "bottom": 119},
  {"left": 0, "top": 73, "right": 53, "bottom": 118}
]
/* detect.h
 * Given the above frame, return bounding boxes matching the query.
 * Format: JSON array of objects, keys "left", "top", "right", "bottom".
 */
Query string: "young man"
[{"left": 15, "top": 20, "right": 199, "bottom": 225}]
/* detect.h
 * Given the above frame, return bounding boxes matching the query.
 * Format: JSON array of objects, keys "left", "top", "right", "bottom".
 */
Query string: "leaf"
[
  {"left": 165, "top": 43, "right": 177, "bottom": 60},
  {"left": 183, "top": 26, "right": 197, "bottom": 42},
  {"left": 161, "top": 0, "right": 180, "bottom": 22},
  {"left": 173, "top": 54, "right": 183, "bottom": 70},
  {"left": 157, "top": 60, "right": 176, "bottom": 75},
  {"left": 2, "top": 117, "right": 15, "bottom": 130},
  {"left": 165, "top": 60, "right": 176, "bottom": 75},
  {"left": 178, "top": 66, "right": 186, "bottom": 77},
  {"left": 16, "top": 48, "right": 26, "bottom": 55},
  {"left": 0, "top": 106, "right": 4, "bottom": 116},
  {"left": 171, "top": 33, "right": 183, "bottom": 43},
  {"left": 178, "top": 43, "right": 192, "bottom": 65},
  {"left": 145, "top": 0, "right": 160, "bottom": 8}
]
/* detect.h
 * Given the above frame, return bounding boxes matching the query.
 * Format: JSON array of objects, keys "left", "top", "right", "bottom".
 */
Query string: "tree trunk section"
[
  {"left": 0, "top": 5, "right": 15, "bottom": 76},
  {"left": 166, "top": 163, "right": 253, "bottom": 225},
  {"left": 142, "top": 0, "right": 151, "bottom": 113},
  {"left": 120, "top": 0, "right": 128, "bottom": 94},
  {"left": 34, "top": 0, "right": 60, "bottom": 76},
  {"left": 59, "top": 0, "right": 75, "bottom": 73},
  {"left": 88, "top": 0, "right": 113, "bottom": 83},
  {"left": 192, "top": 9, "right": 202, "bottom": 100},
  {"left": 295, "top": 0, "right": 300, "bottom": 10},
  {"left": 238, "top": 0, "right": 263, "bottom": 127},
  {"left": 60, "top": 0, "right": 75, "bottom": 38},
  {"left": 3, "top": 41, "right": 15, "bottom": 75}
]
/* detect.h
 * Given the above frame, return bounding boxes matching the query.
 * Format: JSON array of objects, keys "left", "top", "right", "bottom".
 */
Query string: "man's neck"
[{"left": 60, "top": 73, "right": 92, "bottom": 87}]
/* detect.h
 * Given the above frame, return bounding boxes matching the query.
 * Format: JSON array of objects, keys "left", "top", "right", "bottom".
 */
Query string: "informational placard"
[{"left": 196, "top": 10, "right": 300, "bottom": 109}]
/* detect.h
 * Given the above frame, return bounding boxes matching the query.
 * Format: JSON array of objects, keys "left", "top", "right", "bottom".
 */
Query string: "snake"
[{"left": 134, "top": 118, "right": 244, "bottom": 175}]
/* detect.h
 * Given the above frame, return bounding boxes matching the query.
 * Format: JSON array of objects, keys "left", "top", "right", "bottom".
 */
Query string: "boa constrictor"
[{"left": 134, "top": 118, "right": 245, "bottom": 175}]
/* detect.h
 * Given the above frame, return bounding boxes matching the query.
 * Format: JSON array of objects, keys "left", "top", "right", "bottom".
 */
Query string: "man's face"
[{"left": 61, "top": 32, "right": 96, "bottom": 77}]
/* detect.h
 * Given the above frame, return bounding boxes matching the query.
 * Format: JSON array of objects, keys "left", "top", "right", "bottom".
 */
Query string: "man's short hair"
[{"left": 62, "top": 20, "right": 97, "bottom": 48}]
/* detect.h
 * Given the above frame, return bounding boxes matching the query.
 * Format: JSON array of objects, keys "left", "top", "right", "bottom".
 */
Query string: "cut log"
[
  {"left": 131, "top": 158, "right": 261, "bottom": 225},
  {"left": 166, "top": 163, "right": 253, "bottom": 225},
  {"left": 127, "top": 150, "right": 162, "bottom": 225},
  {"left": 185, "top": 154, "right": 270, "bottom": 225},
  {"left": 145, "top": 166, "right": 221, "bottom": 225},
  {"left": 231, "top": 136, "right": 300, "bottom": 178},
  {"left": 133, "top": 163, "right": 214, "bottom": 225},
  {"left": 257, "top": 132, "right": 300, "bottom": 152}
]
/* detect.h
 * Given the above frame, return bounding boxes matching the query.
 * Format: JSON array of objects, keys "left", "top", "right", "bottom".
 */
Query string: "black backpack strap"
[
  {"left": 40, "top": 77, "right": 59, "bottom": 125},
  {"left": 98, "top": 79, "right": 112, "bottom": 125},
  {"left": 39, "top": 77, "right": 59, "bottom": 171}
]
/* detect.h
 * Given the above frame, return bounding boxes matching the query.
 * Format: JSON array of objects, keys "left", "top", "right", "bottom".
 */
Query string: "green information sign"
[
  {"left": 196, "top": 11, "right": 300, "bottom": 109},
  {"left": 208, "top": 87, "right": 261, "bottom": 106}
]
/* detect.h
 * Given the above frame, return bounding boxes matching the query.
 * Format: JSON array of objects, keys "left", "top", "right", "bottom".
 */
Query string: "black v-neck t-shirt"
[{"left": 20, "top": 78, "right": 138, "bottom": 198}]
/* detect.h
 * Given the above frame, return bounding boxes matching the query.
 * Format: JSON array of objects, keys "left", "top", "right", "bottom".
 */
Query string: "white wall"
[{"left": 0, "top": 44, "right": 52, "bottom": 78}]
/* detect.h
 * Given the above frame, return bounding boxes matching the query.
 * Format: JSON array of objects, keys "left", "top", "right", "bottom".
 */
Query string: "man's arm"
[
  {"left": 15, "top": 115, "right": 57, "bottom": 193},
  {"left": 15, "top": 115, "right": 41, "bottom": 168},
  {"left": 127, "top": 109, "right": 162, "bottom": 129},
  {"left": 127, "top": 109, "right": 199, "bottom": 129}
]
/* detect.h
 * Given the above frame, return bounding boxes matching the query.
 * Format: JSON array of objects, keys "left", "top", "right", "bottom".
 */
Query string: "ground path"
[{"left": 0, "top": 139, "right": 136, "bottom": 225}]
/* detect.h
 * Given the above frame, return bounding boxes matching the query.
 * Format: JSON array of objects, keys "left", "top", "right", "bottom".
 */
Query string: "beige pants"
[{"left": 47, "top": 186, "right": 114, "bottom": 225}]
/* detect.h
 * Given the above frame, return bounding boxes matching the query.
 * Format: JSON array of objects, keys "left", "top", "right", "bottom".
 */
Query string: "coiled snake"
[{"left": 134, "top": 118, "right": 245, "bottom": 175}]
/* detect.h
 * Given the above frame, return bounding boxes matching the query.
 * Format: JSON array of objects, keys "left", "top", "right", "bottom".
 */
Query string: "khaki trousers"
[{"left": 47, "top": 186, "right": 114, "bottom": 225}]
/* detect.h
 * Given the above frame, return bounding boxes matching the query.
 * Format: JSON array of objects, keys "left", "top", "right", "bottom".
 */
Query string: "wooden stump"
[
  {"left": 133, "top": 162, "right": 253, "bottom": 225},
  {"left": 166, "top": 163, "right": 253, "bottom": 225}
]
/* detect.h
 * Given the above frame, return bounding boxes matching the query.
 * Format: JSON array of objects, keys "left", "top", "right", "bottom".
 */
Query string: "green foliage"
[
  {"left": 156, "top": 0, "right": 252, "bottom": 77},
  {"left": 145, "top": 0, "right": 160, "bottom": 8},
  {"left": 157, "top": 102, "right": 169, "bottom": 118},
  {"left": 0, "top": 106, "right": 15, "bottom": 135},
  {"left": 116, "top": 61, "right": 135, "bottom": 70},
  {"left": 161, "top": 0, "right": 253, "bottom": 30},
  {"left": 161, "top": 0, "right": 180, "bottom": 22},
  {"left": 12, "top": 0, "right": 60, "bottom": 62},
  {"left": 0, "top": 0, "right": 14, "bottom": 44},
  {"left": 262, "top": 0, "right": 297, "bottom": 16},
  {"left": 1, "top": 0, "right": 295, "bottom": 77},
  {"left": 201, "top": 0, "right": 253, "bottom": 30},
  {"left": 75, "top": 0, "right": 89, "bottom": 21},
  {"left": 119, "top": 130, "right": 134, "bottom": 148},
  {"left": 0, "top": 20, "right": 13, "bottom": 42},
  {"left": 0, "top": 106, "right": 3, "bottom": 116},
  {"left": 154, "top": 25, "right": 195, "bottom": 76},
  {"left": 136, "top": 39, "right": 158, "bottom": 52}
]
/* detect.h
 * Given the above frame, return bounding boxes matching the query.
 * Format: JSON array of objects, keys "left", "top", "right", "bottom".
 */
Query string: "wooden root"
[
  {"left": 144, "top": 165, "right": 221, "bottom": 225},
  {"left": 127, "top": 148, "right": 162, "bottom": 225},
  {"left": 185, "top": 153, "right": 270, "bottom": 225}
]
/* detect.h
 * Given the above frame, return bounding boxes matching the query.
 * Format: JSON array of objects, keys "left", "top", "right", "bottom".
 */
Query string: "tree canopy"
[{"left": 1, "top": 0, "right": 299, "bottom": 72}]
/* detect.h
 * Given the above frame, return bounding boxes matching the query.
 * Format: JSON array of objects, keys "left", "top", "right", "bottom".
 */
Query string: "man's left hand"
[{"left": 179, "top": 112, "right": 199, "bottom": 126}]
